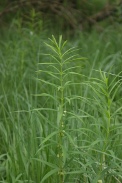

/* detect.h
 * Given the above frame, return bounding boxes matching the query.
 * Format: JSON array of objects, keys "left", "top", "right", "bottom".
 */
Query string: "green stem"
[
  {"left": 100, "top": 80, "right": 111, "bottom": 178},
  {"left": 58, "top": 55, "right": 64, "bottom": 183}
]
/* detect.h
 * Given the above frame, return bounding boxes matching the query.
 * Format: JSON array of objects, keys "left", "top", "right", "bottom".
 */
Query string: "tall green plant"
[
  {"left": 36, "top": 35, "right": 86, "bottom": 182},
  {"left": 88, "top": 70, "right": 122, "bottom": 183}
]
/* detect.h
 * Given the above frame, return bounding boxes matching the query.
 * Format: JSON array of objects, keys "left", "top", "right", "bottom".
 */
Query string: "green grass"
[{"left": 0, "top": 27, "right": 122, "bottom": 183}]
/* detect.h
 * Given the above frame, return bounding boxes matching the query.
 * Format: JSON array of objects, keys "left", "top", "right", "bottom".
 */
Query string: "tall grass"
[{"left": 0, "top": 28, "right": 122, "bottom": 183}]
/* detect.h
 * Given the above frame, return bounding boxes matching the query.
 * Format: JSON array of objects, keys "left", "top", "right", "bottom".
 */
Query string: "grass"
[{"left": 0, "top": 27, "right": 122, "bottom": 183}]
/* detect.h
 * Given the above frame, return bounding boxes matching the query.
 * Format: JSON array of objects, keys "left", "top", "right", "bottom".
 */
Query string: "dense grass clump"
[{"left": 0, "top": 28, "right": 122, "bottom": 183}]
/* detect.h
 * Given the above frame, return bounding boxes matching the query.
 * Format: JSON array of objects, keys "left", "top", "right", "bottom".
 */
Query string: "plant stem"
[{"left": 58, "top": 45, "right": 64, "bottom": 183}]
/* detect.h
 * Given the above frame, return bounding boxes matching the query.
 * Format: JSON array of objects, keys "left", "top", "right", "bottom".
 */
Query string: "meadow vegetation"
[{"left": 0, "top": 26, "right": 122, "bottom": 183}]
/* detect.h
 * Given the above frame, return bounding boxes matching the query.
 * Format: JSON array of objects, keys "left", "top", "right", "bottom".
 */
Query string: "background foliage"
[
  {"left": 0, "top": 0, "right": 122, "bottom": 33},
  {"left": 0, "top": 1, "right": 122, "bottom": 183}
]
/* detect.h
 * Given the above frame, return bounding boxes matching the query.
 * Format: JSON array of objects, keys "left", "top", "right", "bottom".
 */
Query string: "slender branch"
[{"left": 86, "top": 1, "right": 122, "bottom": 26}]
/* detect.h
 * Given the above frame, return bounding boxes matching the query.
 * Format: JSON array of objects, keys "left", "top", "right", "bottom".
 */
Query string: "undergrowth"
[{"left": 0, "top": 30, "right": 122, "bottom": 183}]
